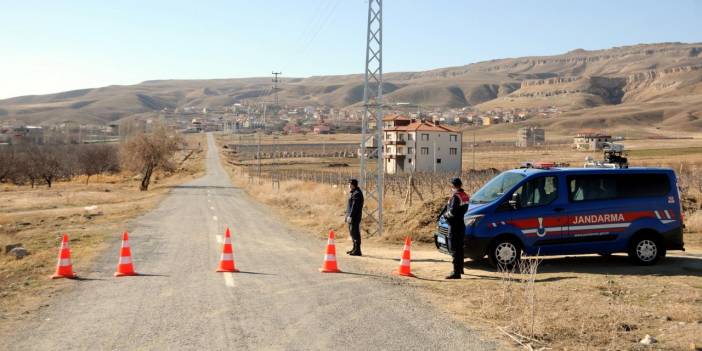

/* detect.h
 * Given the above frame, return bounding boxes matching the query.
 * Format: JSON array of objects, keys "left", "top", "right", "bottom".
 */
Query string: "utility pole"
[
  {"left": 472, "top": 128, "right": 476, "bottom": 170},
  {"left": 272, "top": 71, "right": 282, "bottom": 107},
  {"left": 359, "top": 0, "right": 383, "bottom": 236},
  {"left": 257, "top": 133, "right": 262, "bottom": 184}
]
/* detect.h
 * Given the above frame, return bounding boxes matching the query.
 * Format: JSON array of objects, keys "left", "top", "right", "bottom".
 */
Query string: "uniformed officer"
[
  {"left": 439, "top": 178, "right": 470, "bottom": 279},
  {"left": 345, "top": 179, "right": 364, "bottom": 256}
]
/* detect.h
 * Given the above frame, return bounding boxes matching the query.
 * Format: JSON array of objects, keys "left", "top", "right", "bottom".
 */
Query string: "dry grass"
[
  {"left": 216, "top": 133, "right": 702, "bottom": 350},
  {"left": 0, "top": 134, "right": 206, "bottom": 319}
]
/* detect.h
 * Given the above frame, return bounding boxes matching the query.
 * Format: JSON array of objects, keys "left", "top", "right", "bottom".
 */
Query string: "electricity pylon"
[{"left": 359, "top": 0, "right": 383, "bottom": 236}]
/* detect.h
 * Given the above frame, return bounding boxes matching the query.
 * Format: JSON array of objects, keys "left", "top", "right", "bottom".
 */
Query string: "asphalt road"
[{"left": 1, "top": 133, "right": 495, "bottom": 351}]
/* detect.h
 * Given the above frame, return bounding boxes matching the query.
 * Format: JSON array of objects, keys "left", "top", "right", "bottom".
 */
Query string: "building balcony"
[
  {"left": 384, "top": 154, "right": 406, "bottom": 159},
  {"left": 383, "top": 140, "right": 406, "bottom": 145}
]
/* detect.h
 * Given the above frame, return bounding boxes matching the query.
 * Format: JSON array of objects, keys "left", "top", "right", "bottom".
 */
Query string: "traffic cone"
[
  {"left": 216, "top": 228, "right": 239, "bottom": 272},
  {"left": 319, "top": 230, "right": 341, "bottom": 273},
  {"left": 393, "top": 236, "right": 415, "bottom": 277},
  {"left": 114, "top": 231, "right": 138, "bottom": 277},
  {"left": 51, "top": 234, "right": 77, "bottom": 279}
]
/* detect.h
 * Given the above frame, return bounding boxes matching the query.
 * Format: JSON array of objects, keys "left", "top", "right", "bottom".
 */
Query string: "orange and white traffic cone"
[
  {"left": 114, "top": 231, "right": 138, "bottom": 277},
  {"left": 51, "top": 234, "right": 77, "bottom": 279},
  {"left": 319, "top": 230, "right": 341, "bottom": 273},
  {"left": 217, "top": 228, "right": 239, "bottom": 272},
  {"left": 393, "top": 236, "right": 415, "bottom": 277}
]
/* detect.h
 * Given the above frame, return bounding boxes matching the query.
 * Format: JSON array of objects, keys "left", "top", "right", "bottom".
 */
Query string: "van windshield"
[{"left": 470, "top": 172, "right": 525, "bottom": 204}]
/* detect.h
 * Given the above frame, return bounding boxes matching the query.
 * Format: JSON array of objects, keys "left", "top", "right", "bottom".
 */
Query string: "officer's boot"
[
  {"left": 347, "top": 240, "right": 357, "bottom": 255},
  {"left": 446, "top": 261, "right": 462, "bottom": 279},
  {"left": 350, "top": 240, "right": 362, "bottom": 256}
]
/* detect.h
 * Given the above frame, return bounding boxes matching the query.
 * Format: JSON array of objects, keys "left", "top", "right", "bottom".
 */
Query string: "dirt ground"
[
  {"left": 0, "top": 134, "right": 206, "bottom": 320},
  {"left": 232, "top": 175, "right": 702, "bottom": 350},
  {"left": 217, "top": 133, "right": 702, "bottom": 350}
]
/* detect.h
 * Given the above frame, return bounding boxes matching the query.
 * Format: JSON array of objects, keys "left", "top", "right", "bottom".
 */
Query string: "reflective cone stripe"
[
  {"left": 51, "top": 234, "right": 76, "bottom": 279},
  {"left": 319, "top": 230, "right": 341, "bottom": 273},
  {"left": 115, "top": 231, "right": 137, "bottom": 277},
  {"left": 217, "top": 228, "right": 239, "bottom": 272},
  {"left": 394, "top": 236, "right": 415, "bottom": 277}
]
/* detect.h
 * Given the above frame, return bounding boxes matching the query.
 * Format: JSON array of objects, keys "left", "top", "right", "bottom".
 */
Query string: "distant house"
[
  {"left": 10, "top": 126, "right": 44, "bottom": 145},
  {"left": 516, "top": 127, "right": 545, "bottom": 147},
  {"left": 480, "top": 116, "right": 492, "bottom": 126},
  {"left": 383, "top": 120, "right": 462, "bottom": 174},
  {"left": 573, "top": 131, "right": 612, "bottom": 150},
  {"left": 313, "top": 124, "right": 331, "bottom": 134}
]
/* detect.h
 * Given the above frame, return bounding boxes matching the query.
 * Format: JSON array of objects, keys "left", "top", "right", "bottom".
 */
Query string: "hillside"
[{"left": 1, "top": 42, "right": 701, "bottom": 131}]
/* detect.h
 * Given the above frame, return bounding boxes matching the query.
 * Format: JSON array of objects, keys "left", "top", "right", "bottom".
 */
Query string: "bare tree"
[
  {"left": 0, "top": 147, "right": 17, "bottom": 183},
  {"left": 35, "top": 146, "right": 73, "bottom": 188},
  {"left": 121, "top": 127, "right": 182, "bottom": 191},
  {"left": 78, "top": 144, "right": 119, "bottom": 184}
]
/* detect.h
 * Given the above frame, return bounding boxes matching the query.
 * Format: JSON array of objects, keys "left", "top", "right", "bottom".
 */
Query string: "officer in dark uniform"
[
  {"left": 439, "top": 178, "right": 470, "bottom": 279},
  {"left": 345, "top": 179, "right": 364, "bottom": 256}
]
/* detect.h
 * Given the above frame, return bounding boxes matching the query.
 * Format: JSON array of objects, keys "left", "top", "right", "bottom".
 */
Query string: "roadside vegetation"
[
  {"left": 0, "top": 132, "right": 205, "bottom": 321},
  {"left": 218, "top": 134, "right": 702, "bottom": 350}
]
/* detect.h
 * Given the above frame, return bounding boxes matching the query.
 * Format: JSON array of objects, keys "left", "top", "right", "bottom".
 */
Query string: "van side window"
[
  {"left": 568, "top": 173, "right": 670, "bottom": 202},
  {"left": 514, "top": 176, "right": 559, "bottom": 208}
]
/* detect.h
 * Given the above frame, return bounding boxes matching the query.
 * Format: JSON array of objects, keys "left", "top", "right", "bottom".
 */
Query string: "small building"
[
  {"left": 313, "top": 124, "right": 331, "bottom": 134},
  {"left": 516, "top": 127, "right": 545, "bottom": 147},
  {"left": 573, "top": 131, "right": 612, "bottom": 151},
  {"left": 480, "top": 116, "right": 492, "bottom": 126},
  {"left": 383, "top": 119, "right": 462, "bottom": 174},
  {"left": 10, "top": 126, "right": 44, "bottom": 145}
]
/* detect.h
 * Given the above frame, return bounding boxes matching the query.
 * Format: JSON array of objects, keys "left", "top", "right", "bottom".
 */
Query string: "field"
[
  {"left": 0, "top": 134, "right": 206, "bottom": 319},
  {"left": 217, "top": 131, "right": 702, "bottom": 350}
]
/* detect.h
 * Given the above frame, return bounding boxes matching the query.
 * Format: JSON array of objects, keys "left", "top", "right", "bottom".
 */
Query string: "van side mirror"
[{"left": 508, "top": 193, "right": 521, "bottom": 210}]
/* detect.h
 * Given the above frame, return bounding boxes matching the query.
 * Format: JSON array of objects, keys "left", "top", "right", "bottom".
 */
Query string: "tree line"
[
  {"left": 0, "top": 144, "right": 119, "bottom": 187},
  {"left": 0, "top": 127, "right": 183, "bottom": 191}
]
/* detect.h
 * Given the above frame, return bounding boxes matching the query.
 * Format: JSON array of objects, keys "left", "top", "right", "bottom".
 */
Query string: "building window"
[
  {"left": 408, "top": 147, "right": 414, "bottom": 154},
  {"left": 421, "top": 133, "right": 429, "bottom": 141},
  {"left": 436, "top": 158, "right": 442, "bottom": 164},
  {"left": 408, "top": 134, "right": 413, "bottom": 141},
  {"left": 387, "top": 159, "right": 391, "bottom": 163},
  {"left": 397, "top": 147, "right": 403, "bottom": 154},
  {"left": 420, "top": 147, "right": 429, "bottom": 155},
  {"left": 449, "top": 148, "right": 457, "bottom": 155},
  {"left": 450, "top": 134, "right": 457, "bottom": 142},
  {"left": 399, "top": 134, "right": 405, "bottom": 141},
  {"left": 408, "top": 159, "right": 412, "bottom": 164}
]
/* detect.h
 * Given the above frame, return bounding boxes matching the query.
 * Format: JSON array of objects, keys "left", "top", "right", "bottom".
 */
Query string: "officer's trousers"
[
  {"left": 349, "top": 221, "right": 361, "bottom": 251},
  {"left": 448, "top": 224, "right": 465, "bottom": 274}
]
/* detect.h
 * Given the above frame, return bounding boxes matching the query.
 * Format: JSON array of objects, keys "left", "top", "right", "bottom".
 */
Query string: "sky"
[{"left": 1, "top": 0, "right": 701, "bottom": 99}]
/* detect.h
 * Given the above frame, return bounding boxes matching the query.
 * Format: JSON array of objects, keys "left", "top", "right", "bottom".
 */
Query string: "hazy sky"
[{"left": 1, "top": 0, "right": 700, "bottom": 99}]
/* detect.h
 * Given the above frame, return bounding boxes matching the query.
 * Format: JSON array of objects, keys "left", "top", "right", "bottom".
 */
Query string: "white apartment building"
[{"left": 383, "top": 119, "right": 462, "bottom": 174}]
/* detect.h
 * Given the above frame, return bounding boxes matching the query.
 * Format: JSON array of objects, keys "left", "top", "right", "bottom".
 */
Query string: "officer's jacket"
[
  {"left": 444, "top": 189, "right": 469, "bottom": 227},
  {"left": 346, "top": 188, "right": 364, "bottom": 223}
]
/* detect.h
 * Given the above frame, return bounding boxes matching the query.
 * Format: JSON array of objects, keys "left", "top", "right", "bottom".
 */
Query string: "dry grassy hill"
[{"left": 1, "top": 42, "right": 701, "bottom": 132}]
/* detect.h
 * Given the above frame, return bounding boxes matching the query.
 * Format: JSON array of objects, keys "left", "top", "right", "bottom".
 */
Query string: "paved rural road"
[{"left": 2, "top": 133, "right": 495, "bottom": 351}]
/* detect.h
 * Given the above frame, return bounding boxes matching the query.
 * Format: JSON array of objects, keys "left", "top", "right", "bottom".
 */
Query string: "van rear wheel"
[
  {"left": 488, "top": 237, "right": 521, "bottom": 269},
  {"left": 628, "top": 234, "right": 663, "bottom": 265}
]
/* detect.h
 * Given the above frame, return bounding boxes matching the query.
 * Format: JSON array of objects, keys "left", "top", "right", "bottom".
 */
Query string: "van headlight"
[{"left": 464, "top": 215, "right": 484, "bottom": 227}]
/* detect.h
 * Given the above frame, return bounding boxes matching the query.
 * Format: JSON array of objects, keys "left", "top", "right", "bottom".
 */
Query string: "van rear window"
[{"left": 568, "top": 173, "right": 670, "bottom": 202}]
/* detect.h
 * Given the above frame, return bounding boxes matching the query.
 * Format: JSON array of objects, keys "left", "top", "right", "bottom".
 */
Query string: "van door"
[
  {"left": 565, "top": 174, "right": 638, "bottom": 254},
  {"left": 508, "top": 175, "right": 568, "bottom": 255},
  {"left": 564, "top": 173, "right": 673, "bottom": 254}
]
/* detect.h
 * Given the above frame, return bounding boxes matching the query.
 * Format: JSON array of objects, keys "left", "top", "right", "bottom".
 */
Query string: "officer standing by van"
[
  {"left": 345, "top": 179, "right": 364, "bottom": 256},
  {"left": 439, "top": 178, "right": 470, "bottom": 279}
]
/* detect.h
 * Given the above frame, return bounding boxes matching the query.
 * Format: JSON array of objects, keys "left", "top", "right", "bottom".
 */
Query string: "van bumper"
[
  {"left": 663, "top": 227, "right": 685, "bottom": 251},
  {"left": 434, "top": 231, "right": 490, "bottom": 259}
]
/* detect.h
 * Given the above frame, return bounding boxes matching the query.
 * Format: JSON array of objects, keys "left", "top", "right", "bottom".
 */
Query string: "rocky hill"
[{"left": 1, "top": 42, "right": 701, "bottom": 131}]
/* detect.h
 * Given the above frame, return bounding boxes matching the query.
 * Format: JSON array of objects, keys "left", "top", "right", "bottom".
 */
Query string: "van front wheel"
[
  {"left": 488, "top": 237, "right": 521, "bottom": 269},
  {"left": 628, "top": 234, "right": 663, "bottom": 265}
]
